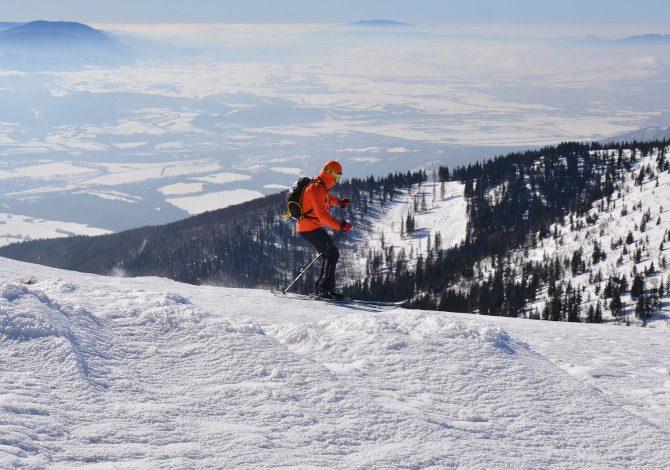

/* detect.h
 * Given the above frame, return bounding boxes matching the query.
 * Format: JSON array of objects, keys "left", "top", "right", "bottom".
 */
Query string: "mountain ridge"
[
  {"left": 619, "top": 33, "right": 670, "bottom": 43},
  {"left": 0, "top": 22, "right": 23, "bottom": 31}
]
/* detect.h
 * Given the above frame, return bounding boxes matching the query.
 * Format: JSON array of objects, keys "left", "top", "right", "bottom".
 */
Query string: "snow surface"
[{"left": 1, "top": 257, "right": 669, "bottom": 469}]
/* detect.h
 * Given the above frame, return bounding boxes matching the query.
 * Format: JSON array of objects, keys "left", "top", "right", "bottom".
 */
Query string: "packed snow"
[{"left": 1, "top": 257, "right": 668, "bottom": 469}]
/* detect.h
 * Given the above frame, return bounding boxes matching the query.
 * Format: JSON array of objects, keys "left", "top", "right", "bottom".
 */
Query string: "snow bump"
[{"left": 0, "top": 281, "right": 71, "bottom": 340}]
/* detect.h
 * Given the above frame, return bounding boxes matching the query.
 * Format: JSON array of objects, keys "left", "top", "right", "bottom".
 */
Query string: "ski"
[{"left": 271, "top": 290, "right": 408, "bottom": 309}]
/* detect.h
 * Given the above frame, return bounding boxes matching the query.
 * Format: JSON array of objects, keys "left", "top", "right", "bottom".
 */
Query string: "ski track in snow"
[{"left": 1, "top": 258, "right": 669, "bottom": 469}]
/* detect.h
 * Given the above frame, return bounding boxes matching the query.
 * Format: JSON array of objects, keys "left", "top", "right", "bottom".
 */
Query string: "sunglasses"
[{"left": 324, "top": 166, "right": 342, "bottom": 182}]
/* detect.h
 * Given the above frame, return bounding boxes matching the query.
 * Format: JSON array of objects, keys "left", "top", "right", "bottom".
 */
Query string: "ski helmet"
[{"left": 320, "top": 160, "right": 342, "bottom": 188}]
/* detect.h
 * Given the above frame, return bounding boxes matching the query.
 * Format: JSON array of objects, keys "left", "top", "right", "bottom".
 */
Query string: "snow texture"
[{"left": 0, "top": 257, "right": 669, "bottom": 469}]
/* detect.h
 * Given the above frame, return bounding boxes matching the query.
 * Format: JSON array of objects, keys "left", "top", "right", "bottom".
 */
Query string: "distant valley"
[{"left": 1, "top": 21, "right": 669, "bottom": 243}]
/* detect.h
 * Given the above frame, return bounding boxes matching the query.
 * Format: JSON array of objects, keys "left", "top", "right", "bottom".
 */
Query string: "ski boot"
[{"left": 316, "top": 288, "right": 346, "bottom": 300}]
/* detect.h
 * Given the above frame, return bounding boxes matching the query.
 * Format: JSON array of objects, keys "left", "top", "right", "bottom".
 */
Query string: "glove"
[
  {"left": 340, "top": 221, "right": 352, "bottom": 232},
  {"left": 339, "top": 198, "right": 350, "bottom": 208}
]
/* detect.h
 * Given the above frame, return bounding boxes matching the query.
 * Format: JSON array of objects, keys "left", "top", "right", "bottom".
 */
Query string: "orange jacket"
[{"left": 296, "top": 177, "right": 344, "bottom": 232}]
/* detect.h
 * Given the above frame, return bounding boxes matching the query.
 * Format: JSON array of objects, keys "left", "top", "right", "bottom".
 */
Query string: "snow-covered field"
[
  {"left": 165, "top": 189, "right": 265, "bottom": 215},
  {"left": 0, "top": 158, "right": 267, "bottom": 239},
  {"left": 0, "top": 213, "right": 110, "bottom": 248},
  {"left": 1, "top": 257, "right": 668, "bottom": 469}
]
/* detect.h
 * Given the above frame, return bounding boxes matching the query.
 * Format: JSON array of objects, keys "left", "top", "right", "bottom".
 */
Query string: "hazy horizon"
[
  {"left": 1, "top": 6, "right": 669, "bottom": 240},
  {"left": 3, "top": 0, "right": 670, "bottom": 30}
]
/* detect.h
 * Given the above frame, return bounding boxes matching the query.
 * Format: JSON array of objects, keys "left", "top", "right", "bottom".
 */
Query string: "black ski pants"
[{"left": 299, "top": 228, "right": 339, "bottom": 292}]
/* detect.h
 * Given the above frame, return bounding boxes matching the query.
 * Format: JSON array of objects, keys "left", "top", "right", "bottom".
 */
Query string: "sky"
[{"left": 3, "top": 0, "right": 670, "bottom": 31}]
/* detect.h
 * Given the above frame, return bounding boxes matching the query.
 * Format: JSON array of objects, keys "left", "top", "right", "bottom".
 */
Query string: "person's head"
[{"left": 319, "top": 160, "right": 342, "bottom": 189}]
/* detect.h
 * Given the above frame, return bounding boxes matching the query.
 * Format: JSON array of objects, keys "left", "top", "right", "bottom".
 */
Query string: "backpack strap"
[
  {"left": 315, "top": 177, "right": 327, "bottom": 190},
  {"left": 298, "top": 178, "right": 320, "bottom": 220},
  {"left": 283, "top": 178, "right": 320, "bottom": 222}
]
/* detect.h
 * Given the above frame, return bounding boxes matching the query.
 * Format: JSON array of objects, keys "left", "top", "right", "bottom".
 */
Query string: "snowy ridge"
[
  {"left": 477, "top": 146, "right": 670, "bottom": 325},
  {"left": 1, "top": 257, "right": 669, "bottom": 468}
]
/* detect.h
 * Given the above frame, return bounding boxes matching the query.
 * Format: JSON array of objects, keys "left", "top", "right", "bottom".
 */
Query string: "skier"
[{"left": 297, "top": 160, "right": 352, "bottom": 299}]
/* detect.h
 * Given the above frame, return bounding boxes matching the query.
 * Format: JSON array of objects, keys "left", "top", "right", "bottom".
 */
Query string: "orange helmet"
[{"left": 319, "top": 160, "right": 342, "bottom": 188}]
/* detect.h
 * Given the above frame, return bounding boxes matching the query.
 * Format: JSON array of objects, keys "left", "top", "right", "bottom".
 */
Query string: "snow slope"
[
  {"left": 356, "top": 180, "right": 467, "bottom": 274},
  {"left": 475, "top": 147, "right": 670, "bottom": 324},
  {"left": 1, "top": 257, "right": 669, "bottom": 469}
]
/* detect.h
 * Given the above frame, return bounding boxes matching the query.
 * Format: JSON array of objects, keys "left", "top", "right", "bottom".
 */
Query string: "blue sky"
[{"left": 3, "top": 0, "right": 670, "bottom": 29}]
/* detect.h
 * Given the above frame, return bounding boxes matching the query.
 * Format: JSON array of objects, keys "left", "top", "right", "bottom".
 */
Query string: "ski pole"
[{"left": 282, "top": 230, "right": 346, "bottom": 294}]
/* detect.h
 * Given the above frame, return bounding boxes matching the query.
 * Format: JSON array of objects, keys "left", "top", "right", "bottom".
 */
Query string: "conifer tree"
[
  {"left": 610, "top": 291, "right": 623, "bottom": 320},
  {"left": 586, "top": 304, "right": 596, "bottom": 323},
  {"left": 631, "top": 273, "right": 645, "bottom": 301},
  {"left": 594, "top": 301, "right": 603, "bottom": 323}
]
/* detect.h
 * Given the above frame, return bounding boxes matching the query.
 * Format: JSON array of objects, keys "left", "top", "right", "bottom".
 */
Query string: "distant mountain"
[
  {"left": 0, "top": 20, "right": 133, "bottom": 68},
  {"left": 604, "top": 126, "right": 670, "bottom": 143},
  {"left": 618, "top": 34, "right": 670, "bottom": 44},
  {"left": 0, "top": 22, "right": 23, "bottom": 32},
  {"left": 0, "top": 20, "right": 119, "bottom": 48},
  {"left": 348, "top": 19, "right": 412, "bottom": 27}
]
